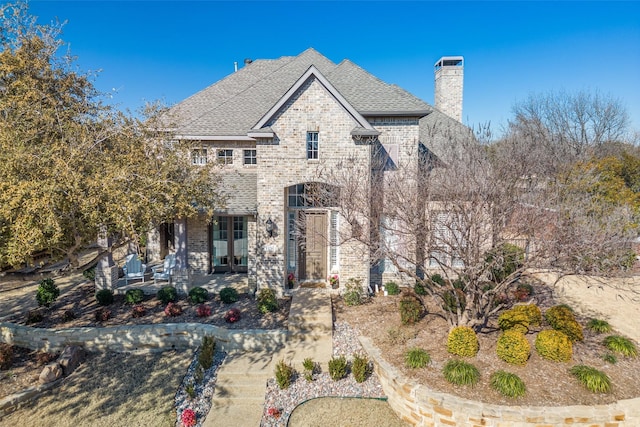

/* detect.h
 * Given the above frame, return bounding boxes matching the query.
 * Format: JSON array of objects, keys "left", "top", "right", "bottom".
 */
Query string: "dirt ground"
[
  {"left": 333, "top": 278, "right": 640, "bottom": 407},
  {"left": 288, "top": 397, "right": 408, "bottom": 427}
]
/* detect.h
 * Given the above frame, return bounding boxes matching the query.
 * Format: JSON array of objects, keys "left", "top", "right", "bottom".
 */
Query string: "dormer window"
[{"left": 306, "top": 132, "right": 318, "bottom": 160}]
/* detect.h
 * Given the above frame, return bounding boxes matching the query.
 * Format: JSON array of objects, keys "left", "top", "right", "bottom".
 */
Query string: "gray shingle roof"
[
  {"left": 168, "top": 48, "right": 434, "bottom": 137},
  {"left": 217, "top": 171, "right": 257, "bottom": 214}
]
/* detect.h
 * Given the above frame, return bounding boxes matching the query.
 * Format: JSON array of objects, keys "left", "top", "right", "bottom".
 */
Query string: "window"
[
  {"left": 217, "top": 149, "right": 233, "bottom": 165},
  {"left": 306, "top": 132, "right": 318, "bottom": 160},
  {"left": 243, "top": 149, "right": 257, "bottom": 165},
  {"left": 329, "top": 211, "right": 339, "bottom": 272},
  {"left": 192, "top": 149, "right": 208, "bottom": 165}
]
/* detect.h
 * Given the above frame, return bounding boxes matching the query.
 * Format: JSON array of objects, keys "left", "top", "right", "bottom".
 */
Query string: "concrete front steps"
[{"left": 202, "top": 288, "right": 333, "bottom": 427}]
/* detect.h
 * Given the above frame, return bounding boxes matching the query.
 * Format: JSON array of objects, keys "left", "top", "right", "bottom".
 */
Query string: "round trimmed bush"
[
  {"left": 257, "top": 288, "right": 278, "bottom": 314},
  {"left": 188, "top": 286, "right": 209, "bottom": 304},
  {"left": 385, "top": 281, "right": 400, "bottom": 295},
  {"left": 496, "top": 330, "right": 531, "bottom": 366},
  {"left": 490, "top": 370, "right": 526, "bottom": 398},
  {"left": 95, "top": 289, "right": 114, "bottom": 306},
  {"left": 447, "top": 326, "right": 479, "bottom": 357},
  {"left": 157, "top": 286, "right": 178, "bottom": 304},
  {"left": 535, "top": 330, "right": 573, "bottom": 362},
  {"left": 219, "top": 287, "right": 239, "bottom": 304},
  {"left": 125, "top": 288, "right": 145, "bottom": 305},
  {"left": 498, "top": 309, "right": 530, "bottom": 334},
  {"left": 36, "top": 278, "right": 59, "bottom": 307},
  {"left": 512, "top": 304, "right": 542, "bottom": 326},
  {"left": 414, "top": 281, "right": 428, "bottom": 296},
  {"left": 545, "top": 305, "right": 583, "bottom": 342},
  {"left": 442, "top": 359, "right": 480, "bottom": 386}
]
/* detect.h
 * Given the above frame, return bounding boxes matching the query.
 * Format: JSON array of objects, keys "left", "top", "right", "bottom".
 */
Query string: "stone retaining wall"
[
  {"left": 359, "top": 336, "right": 640, "bottom": 427},
  {"left": 0, "top": 322, "right": 287, "bottom": 353}
]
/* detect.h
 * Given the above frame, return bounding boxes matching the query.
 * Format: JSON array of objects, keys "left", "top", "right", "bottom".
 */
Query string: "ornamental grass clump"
[
  {"left": 351, "top": 353, "right": 370, "bottom": 383},
  {"left": 586, "top": 319, "right": 612, "bottom": 334},
  {"left": 570, "top": 365, "right": 611, "bottom": 393},
  {"left": 442, "top": 359, "right": 480, "bottom": 386},
  {"left": 603, "top": 335, "right": 638, "bottom": 358},
  {"left": 447, "top": 326, "right": 479, "bottom": 357},
  {"left": 36, "top": 278, "right": 59, "bottom": 307},
  {"left": 302, "top": 357, "right": 317, "bottom": 382},
  {"left": 490, "top": 370, "right": 526, "bottom": 398},
  {"left": 535, "top": 330, "right": 573, "bottom": 362},
  {"left": 328, "top": 355, "right": 348, "bottom": 381},
  {"left": 496, "top": 330, "right": 531, "bottom": 366},
  {"left": 405, "top": 347, "right": 430, "bottom": 369},
  {"left": 275, "top": 359, "right": 295, "bottom": 389}
]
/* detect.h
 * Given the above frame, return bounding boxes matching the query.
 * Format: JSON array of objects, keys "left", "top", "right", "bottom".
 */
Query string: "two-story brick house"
[{"left": 149, "top": 48, "right": 466, "bottom": 294}]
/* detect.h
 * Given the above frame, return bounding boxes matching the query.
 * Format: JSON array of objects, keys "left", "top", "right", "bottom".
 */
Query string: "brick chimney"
[{"left": 434, "top": 56, "right": 464, "bottom": 122}]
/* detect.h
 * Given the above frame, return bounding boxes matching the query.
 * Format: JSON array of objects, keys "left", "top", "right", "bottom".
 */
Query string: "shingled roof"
[{"left": 168, "top": 48, "right": 434, "bottom": 138}]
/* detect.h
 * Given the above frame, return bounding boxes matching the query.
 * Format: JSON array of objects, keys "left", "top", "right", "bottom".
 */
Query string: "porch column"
[
  {"left": 95, "top": 227, "right": 119, "bottom": 291},
  {"left": 172, "top": 218, "right": 191, "bottom": 294}
]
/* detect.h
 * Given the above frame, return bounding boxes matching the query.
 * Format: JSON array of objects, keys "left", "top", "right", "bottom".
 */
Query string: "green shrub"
[
  {"left": 447, "top": 326, "right": 479, "bottom": 357},
  {"left": 188, "top": 287, "right": 209, "bottom": 304},
  {"left": 95, "top": 289, "right": 114, "bottom": 306},
  {"left": 0, "top": 343, "right": 13, "bottom": 370},
  {"left": 587, "top": 319, "right": 612, "bottom": 334},
  {"left": 497, "top": 309, "right": 530, "bottom": 334},
  {"left": 513, "top": 283, "right": 534, "bottom": 301},
  {"left": 496, "top": 330, "right": 531, "bottom": 366},
  {"left": 442, "top": 289, "right": 465, "bottom": 313},
  {"left": 343, "top": 278, "right": 367, "bottom": 306},
  {"left": 545, "top": 305, "right": 583, "bottom": 342},
  {"left": 490, "top": 370, "right": 526, "bottom": 398},
  {"left": 275, "top": 359, "right": 295, "bottom": 389},
  {"left": 198, "top": 336, "right": 216, "bottom": 370},
  {"left": 125, "top": 288, "right": 145, "bottom": 305},
  {"left": 442, "top": 359, "right": 480, "bottom": 386},
  {"left": 385, "top": 281, "right": 400, "bottom": 295},
  {"left": 257, "top": 288, "right": 278, "bottom": 314},
  {"left": 219, "top": 287, "right": 239, "bottom": 304},
  {"left": 36, "top": 278, "right": 59, "bottom": 307},
  {"left": 157, "top": 286, "right": 178, "bottom": 304},
  {"left": 328, "top": 355, "right": 348, "bottom": 381},
  {"left": 302, "top": 357, "right": 317, "bottom": 382},
  {"left": 485, "top": 243, "right": 525, "bottom": 283},
  {"left": 512, "top": 304, "right": 542, "bottom": 326},
  {"left": 430, "top": 274, "right": 445, "bottom": 287},
  {"left": 414, "top": 281, "right": 428, "bottom": 296},
  {"left": 82, "top": 265, "right": 96, "bottom": 281},
  {"left": 184, "top": 381, "right": 196, "bottom": 399},
  {"left": 351, "top": 353, "right": 370, "bottom": 383},
  {"left": 535, "top": 330, "right": 573, "bottom": 362},
  {"left": 602, "top": 353, "right": 618, "bottom": 364},
  {"left": 603, "top": 335, "right": 638, "bottom": 358},
  {"left": 570, "top": 365, "right": 611, "bottom": 393},
  {"left": 405, "top": 347, "right": 430, "bottom": 369},
  {"left": 399, "top": 296, "right": 423, "bottom": 325}
]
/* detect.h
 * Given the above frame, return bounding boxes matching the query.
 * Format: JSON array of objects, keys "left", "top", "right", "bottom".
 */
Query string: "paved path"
[{"left": 203, "top": 289, "right": 333, "bottom": 427}]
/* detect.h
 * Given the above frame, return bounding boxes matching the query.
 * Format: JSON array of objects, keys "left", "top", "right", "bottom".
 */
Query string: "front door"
[
  {"left": 212, "top": 216, "right": 248, "bottom": 273},
  {"left": 300, "top": 212, "right": 327, "bottom": 280}
]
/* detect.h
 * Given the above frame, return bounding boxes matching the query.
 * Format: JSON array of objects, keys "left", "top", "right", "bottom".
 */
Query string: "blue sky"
[{"left": 26, "top": 1, "right": 640, "bottom": 134}]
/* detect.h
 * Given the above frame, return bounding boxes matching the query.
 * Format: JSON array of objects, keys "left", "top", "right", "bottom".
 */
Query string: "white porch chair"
[
  {"left": 152, "top": 254, "right": 176, "bottom": 285},
  {"left": 123, "top": 254, "right": 146, "bottom": 285}
]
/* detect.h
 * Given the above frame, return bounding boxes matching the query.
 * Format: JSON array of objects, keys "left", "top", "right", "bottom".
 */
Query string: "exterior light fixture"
[{"left": 265, "top": 217, "right": 274, "bottom": 237}]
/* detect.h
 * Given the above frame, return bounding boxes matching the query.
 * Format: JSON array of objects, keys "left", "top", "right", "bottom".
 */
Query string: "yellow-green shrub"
[
  {"left": 545, "top": 305, "right": 583, "bottom": 342},
  {"left": 512, "top": 304, "right": 542, "bottom": 326},
  {"left": 498, "top": 310, "right": 530, "bottom": 334},
  {"left": 497, "top": 330, "right": 531, "bottom": 366},
  {"left": 535, "top": 330, "right": 573, "bottom": 362},
  {"left": 447, "top": 326, "right": 479, "bottom": 357}
]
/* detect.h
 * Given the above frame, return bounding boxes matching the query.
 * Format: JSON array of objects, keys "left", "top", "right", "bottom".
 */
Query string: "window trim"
[
  {"left": 306, "top": 131, "right": 319, "bottom": 160},
  {"left": 217, "top": 149, "right": 233, "bottom": 165},
  {"left": 191, "top": 148, "right": 208, "bottom": 165},
  {"left": 243, "top": 149, "right": 257, "bottom": 165}
]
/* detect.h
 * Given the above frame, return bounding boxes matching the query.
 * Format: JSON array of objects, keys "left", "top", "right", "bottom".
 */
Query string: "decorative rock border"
[
  {"left": 0, "top": 377, "right": 63, "bottom": 419},
  {"left": 359, "top": 336, "right": 640, "bottom": 427},
  {"left": 0, "top": 322, "right": 287, "bottom": 353}
]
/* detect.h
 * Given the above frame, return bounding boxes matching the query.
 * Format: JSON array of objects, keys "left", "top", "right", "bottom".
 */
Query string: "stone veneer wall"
[
  {"left": 0, "top": 322, "right": 287, "bottom": 354},
  {"left": 359, "top": 336, "right": 639, "bottom": 427}
]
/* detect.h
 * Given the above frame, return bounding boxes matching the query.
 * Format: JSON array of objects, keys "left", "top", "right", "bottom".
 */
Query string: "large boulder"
[
  {"left": 58, "top": 345, "right": 85, "bottom": 376},
  {"left": 39, "top": 363, "right": 62, "bottom": 384}
]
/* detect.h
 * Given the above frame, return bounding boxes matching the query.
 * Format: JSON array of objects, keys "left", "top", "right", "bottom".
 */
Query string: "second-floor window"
[
  {"left": 192, "top": 149, "right": 208, "bottom": 165},
  {"left": 306, "top": 132, "right": 318, "bottom": 160},
  {"left": 217, "top": 149, "right": 233, "bottom": 165},
  {"left": 243, "top": 149, "right": 257, "bottom": 165}
]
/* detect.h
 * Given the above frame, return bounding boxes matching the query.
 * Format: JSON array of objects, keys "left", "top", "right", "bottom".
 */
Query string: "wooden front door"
[{"left": 300, "top": 212, "right": 327, "bottom": 281}]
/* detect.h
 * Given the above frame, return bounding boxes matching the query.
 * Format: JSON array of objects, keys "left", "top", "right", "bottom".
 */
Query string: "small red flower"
[
  {"left": 224, "top": 307, "right": 241, "bottom": 323},
  {"left": 181, "top": 408, "right": 196, "bottom": 427}
]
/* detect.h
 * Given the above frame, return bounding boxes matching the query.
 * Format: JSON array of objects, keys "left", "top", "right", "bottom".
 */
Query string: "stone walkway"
[{"left": 203, "top": 289, "right": 333, "bottom": 427}]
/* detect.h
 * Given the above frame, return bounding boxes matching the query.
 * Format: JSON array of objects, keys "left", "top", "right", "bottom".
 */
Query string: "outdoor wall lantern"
[{"left": 265, "top": 217, "right": 274, "bottom": 237}]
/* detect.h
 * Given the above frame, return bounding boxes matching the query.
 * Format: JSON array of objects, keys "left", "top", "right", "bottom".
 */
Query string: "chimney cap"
[{"left": 435, "top": 56, "right": 464, "bottom": 69}]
